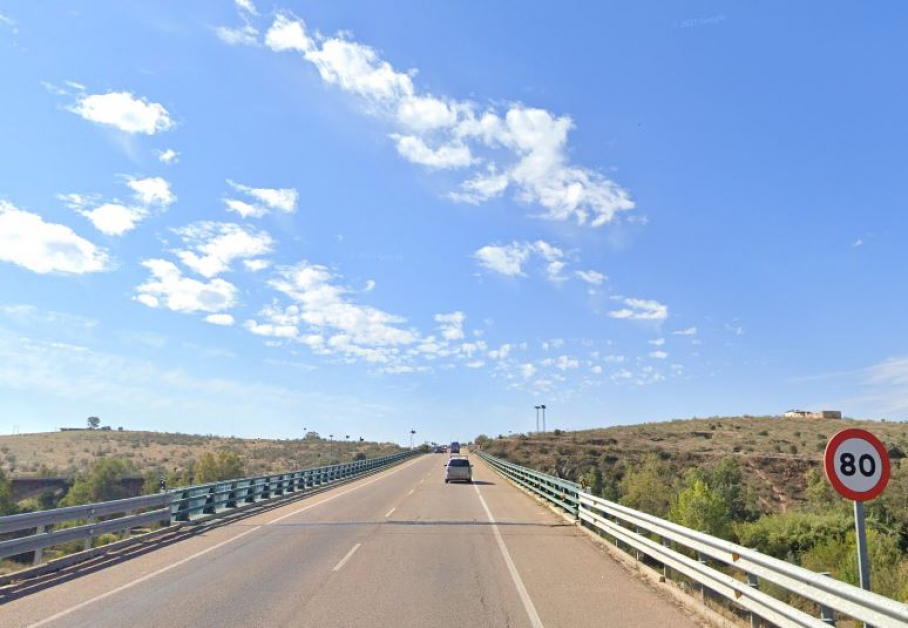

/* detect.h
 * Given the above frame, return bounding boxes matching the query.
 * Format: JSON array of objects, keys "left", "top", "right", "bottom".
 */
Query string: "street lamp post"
[
  {"left": 540, "top": 404, "right": 547, "bottom": 432},
  {"left": 534, "top": 405, "right": 541, "bottom": 432},
  {"left": 410, "top": 429, "right": 416, "bottom": 449}
]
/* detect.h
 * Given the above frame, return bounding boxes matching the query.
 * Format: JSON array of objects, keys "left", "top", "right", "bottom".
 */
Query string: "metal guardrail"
[
  {"left": 475, "top": 450, "right": 908, "bottom": 628},
  {"left": 0, "top": 450, "right": 416, "bottom": 568}
]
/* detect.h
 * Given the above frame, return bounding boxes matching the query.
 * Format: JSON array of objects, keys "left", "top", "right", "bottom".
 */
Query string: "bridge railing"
[
  {"left": 0, "top": 450, "right": 416, "bottom": 574},
  {"left": 475, "top": 450, "right": 908, "bottom": 628}
]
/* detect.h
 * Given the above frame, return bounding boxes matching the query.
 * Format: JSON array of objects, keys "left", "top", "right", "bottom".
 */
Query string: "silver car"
[{"left": 444, "top": 456, "right": 473, "bottom": 483}]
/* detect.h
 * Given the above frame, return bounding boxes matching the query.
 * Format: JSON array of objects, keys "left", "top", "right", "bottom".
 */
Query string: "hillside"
[
  {"left": 480, "top": 415, "right": 908, "bottom": 513},
  {"left": 0, "top": 430, "right": 406, "bottom": 479}
]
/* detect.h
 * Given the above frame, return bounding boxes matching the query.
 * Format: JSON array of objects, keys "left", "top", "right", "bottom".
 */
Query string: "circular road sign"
[{"left": 823, "top": 428, "right": 891, "bottom": 501}]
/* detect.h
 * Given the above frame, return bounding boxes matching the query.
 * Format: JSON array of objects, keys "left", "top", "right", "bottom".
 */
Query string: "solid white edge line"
[
  {"left": 28, "top": 456, "right": 426, "bottom": 627},
  {"left": 385, "top": 507, "right": 396, "bottom": 518},
  {"left": 26, "top": 525, "right": 263, "bottom": 628},
  {"left": 332, "top": 543, "right": 362, "bottom": 572},
  {"left": 474, "top": 484, "right": 545, "bottom": 628}
]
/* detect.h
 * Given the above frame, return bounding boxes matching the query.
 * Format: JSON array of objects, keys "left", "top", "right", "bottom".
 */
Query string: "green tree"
[
  {"left": 474, "top": 434, "right": 491, "bottom": 448},
  {"left": 709, "top": 456, "right": 757, "bottom": 522},
  {"left": 194, "top": 450, "right": 245, "bottom": 483},
  {"left": 805, "top": 467, "right": 841, "bottom": 513},
  {"left": 619, "top": 455, "right": 673, "bottom": 517},
  {"left": 669, "top": 479, "right": 732, "bottom": 539},
  {"left": 0, "top": 468, "right": 16, "bottom": 515},
  {"left": 583, "top": 465, "right": 604, "bottom": 497},
  {"left": 87, "top": 416, "right": 100, "bottom": 429},
  {"left": 61, "top": 458, "right": 131, "bottom": 506}
]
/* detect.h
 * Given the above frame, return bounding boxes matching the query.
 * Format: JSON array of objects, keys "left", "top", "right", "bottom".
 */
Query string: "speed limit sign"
[{"left": 823, "top": 428, "right": 891, "bottom": 501}]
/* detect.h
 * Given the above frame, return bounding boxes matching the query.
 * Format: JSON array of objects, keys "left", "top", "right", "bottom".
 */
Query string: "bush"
[
  {"left": 670, "top": 479, "right": 732, "bottom": 539},
  {"left": 736, "top": 511, "right": 853, "bottom": 560},
  {"left": 194, "top": 450, "right": 245, "bottom": 483},
  {"left": 0, "top": 468, "right": 15, "bottom": 515},
  {"left": 61, "top": 458, "right": 132, "bottom": 506},
  {"left": 619, "top": 455, "right": 673, "bottom": 517}
]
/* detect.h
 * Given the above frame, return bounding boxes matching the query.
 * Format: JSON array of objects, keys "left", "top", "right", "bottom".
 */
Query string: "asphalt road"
[{"left": 0, "top": 454, "right": 703, "bottom": 628}]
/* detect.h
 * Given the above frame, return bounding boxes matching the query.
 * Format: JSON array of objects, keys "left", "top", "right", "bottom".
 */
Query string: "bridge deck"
[{"left": 0, "top": 455, "right": 702, "bottom": 628}]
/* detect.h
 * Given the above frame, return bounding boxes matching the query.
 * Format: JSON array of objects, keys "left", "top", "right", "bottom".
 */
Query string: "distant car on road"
[
  {"left": 445, "top": 456, "right": 472, "bottom": 483},
  {"left": 450, "top": 441, "right": 461, "bottom": 454},
  {"left": 434, "top": 446, "right": 445, "bottom": 453}
]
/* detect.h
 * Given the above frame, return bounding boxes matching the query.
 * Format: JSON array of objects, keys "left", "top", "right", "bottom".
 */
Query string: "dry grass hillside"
[
  {"left": 480, "top": 415, "right": 908, "bottom": 513},
  {"left": 0, "top": 430, "right": 406, "bottom": 478}
]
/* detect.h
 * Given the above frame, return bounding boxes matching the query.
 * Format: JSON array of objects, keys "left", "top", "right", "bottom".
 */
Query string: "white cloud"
[
  {"left": 672, "top": 327, "right": 697, "bottom": 336},
  {"left": 726, "top": 323, "right": 745, "bottom": 336},
  {"left": 157, "top": 149, "right": 179, "bottom": 164},
  {"left": 216, "top": 24, "right": 259, "bottom": 46},
  {"left": 591, "top": 365, "right": 603, "bottom": 374},
  {"left": 62, "top": 176, "right": 174, "bottom": 236},
  {"left": 79, "top": 203, "right": 146, "bottom": 237},
  {"left": 256, "top": 262, "right": 419, "bottom": 363},
  {"left": 397, "top": 95, "right": 458, "bottom": 131},
  {"left": 173, "top": 222, "right": 274, "bottom": 278},
  {"left": 127, "top": 176, "right": 175, "bottom": 206},
  {"left": 576, "top": 269, "right": 606, "bottom": 285},
  {"left": 224, "top": 199, "right": 265, "bottom": 219},
  {"left": 0, "top": 201, "right": 110, "bottom": 274},
  {"left": 69, "top": 91, "right": 173, "bottom": 135},
  {"left": 556, "top": 355, "right": 579, "bottom": 370},
  {"left": 474, "top": 242, "right": 531, "bottom": 277},
  {"left": 467, "top": 360, "right": 486, "bottom": 369},
  {"left": 473, "top": 240, "right": 567, "bottom": 281},
  {"left": 852, "top": 238, "right": 864, "bottom": 248},
  {"left": 244, "top": 259, "right": 271, "bottom": 272},
  {"left": 261, "top": 15, "right": 634, "bottom": 227},
  {"left": 391, "top": 135, "right": 473, "bottom": 169},
  {"left": 135, "top": 259, "right": 238, "bottom": 313},
  {"left": 648, "top": 338, "right": 665, "bottom": 346},
  {"left": 264, "top": 13, "right": 314, "bottom": 53},
  {"left": 226, "top": 179, "right": 298, "bottom": 217},
  {"left": 235, "top": 0, "right": 258, "bottom": 14},
  {"left": 435, "top": 311, "right": 465, "bottom": 341},
  {"left": 649, "top": 351, "right": 668, "bottom": 359},
  {"left": 205, "top": 313, "right": 236, "bottom": 326},
  {"left": 520, "top": 363, "right": 536, "bottom": 378},
  {"left": 0, "top": 13, "right": 18, "bottom": 35},
  {"left": 608, "top": 298, "right": 668, "bottom": 321},
  {"left": 244, "top": 319, "right": 298, "bottom": 338}
]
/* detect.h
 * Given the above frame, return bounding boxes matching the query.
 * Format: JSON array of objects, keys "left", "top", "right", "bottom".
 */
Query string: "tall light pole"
[
  {"left": 534, "top": 405, "right": 541, "bottom": 432},
  {"left": 540, "top": 404, "right": 547, "bottom": 433},
  {"left": 409, "top": 429, "right": 416, "bottom": 449}
]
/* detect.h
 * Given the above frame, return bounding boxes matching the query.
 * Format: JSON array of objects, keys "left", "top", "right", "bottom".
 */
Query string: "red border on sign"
[{"left": 823, "top": 428, "right": 891, "bottom": 501}]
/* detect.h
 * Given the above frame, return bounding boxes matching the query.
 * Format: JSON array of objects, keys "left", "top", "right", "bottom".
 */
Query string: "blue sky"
[{"left": 1, "top": 2, "right": 907, "bottom": 444}]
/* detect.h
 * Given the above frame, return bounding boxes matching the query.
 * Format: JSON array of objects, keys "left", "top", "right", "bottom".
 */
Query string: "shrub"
[
  {"left": 61, "top": 458, "right": 133, "bottom": 506},
  {"left": 619, "top": 455, "right": 673, "bottom": 517},
  {"left": 194, "top": 450, "right": 245, "bottom": 483}
]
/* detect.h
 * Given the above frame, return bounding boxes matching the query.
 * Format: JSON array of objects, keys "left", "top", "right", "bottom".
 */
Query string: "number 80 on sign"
[{"left": 823, "top": 428, "right": 891, "bottom": 501}]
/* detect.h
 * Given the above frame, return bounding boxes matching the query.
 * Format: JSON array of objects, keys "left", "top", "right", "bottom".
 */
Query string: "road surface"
[{"left": 0, "top": 454, "right": 703, "bottom": 627}]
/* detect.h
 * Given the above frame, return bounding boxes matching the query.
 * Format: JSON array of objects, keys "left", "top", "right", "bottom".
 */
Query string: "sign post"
[{"left": 823, "top": 428, "right": 891, "bottom": 593}]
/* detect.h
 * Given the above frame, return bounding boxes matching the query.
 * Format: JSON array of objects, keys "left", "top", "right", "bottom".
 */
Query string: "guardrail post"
[
  {"left": 83, "top": 513, "right": 95, "bottom": 551},
  {"left": 818, "top": 572, "right": 836, "bottom": 626},
  {"left": 697, "top": 552, "right": 708, "bottom": 602},
  {"left": 33, "top": 524, "right": 47, "bottom": 564},
  {"left": 746, "top": 573, "right": 761, "bottom": 628},
  {"left": 661, "top": 536, "right": 671, "bottom": 580},
  {"left": 635, "top": 527, "right": 644, "bottom": 562}
]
